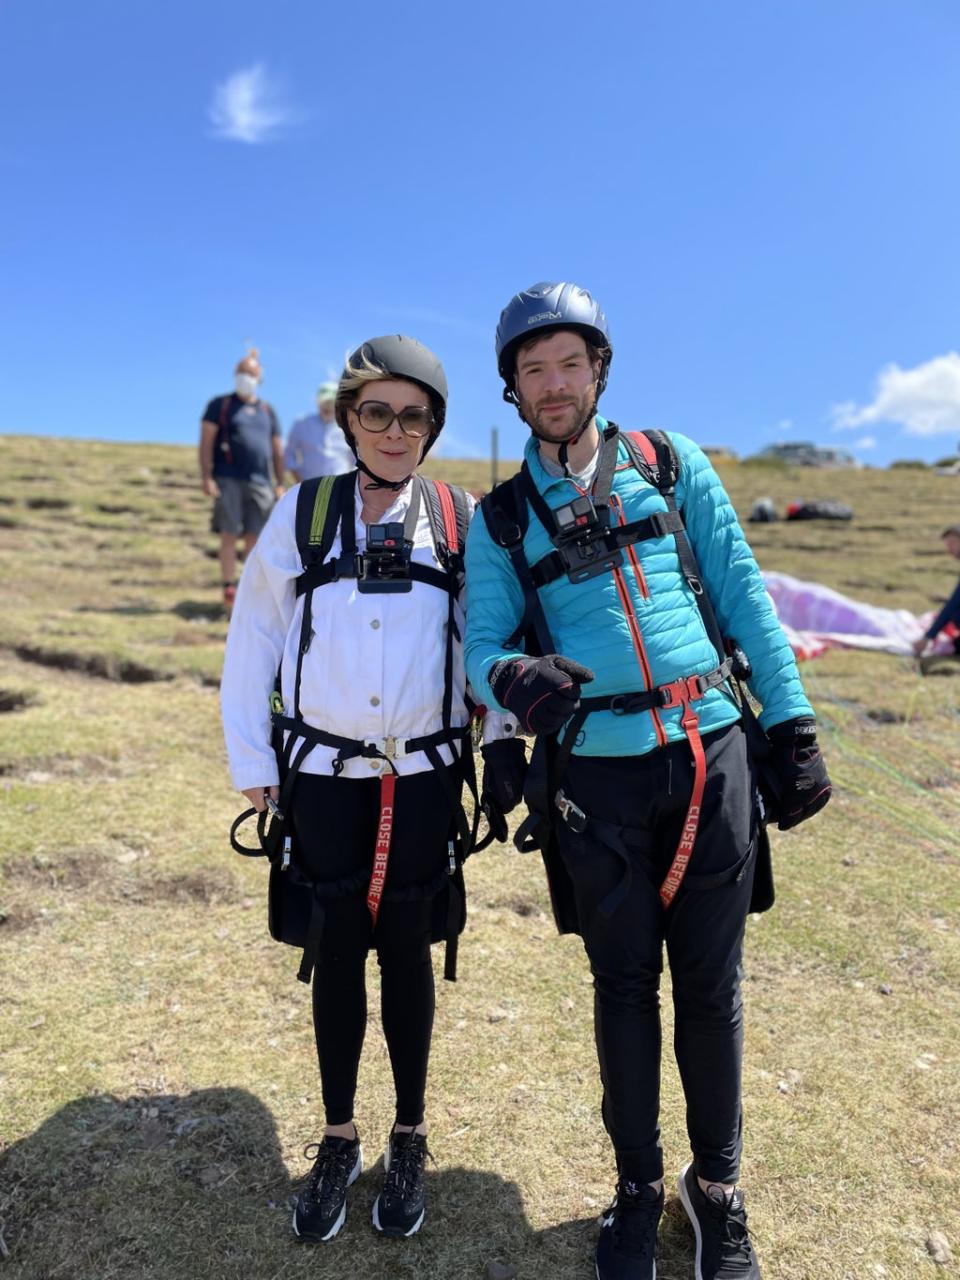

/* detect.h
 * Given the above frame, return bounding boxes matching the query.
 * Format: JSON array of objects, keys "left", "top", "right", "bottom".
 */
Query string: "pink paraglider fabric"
[{"left": 761, "top": 571, "right": 956, "bottom": 661}]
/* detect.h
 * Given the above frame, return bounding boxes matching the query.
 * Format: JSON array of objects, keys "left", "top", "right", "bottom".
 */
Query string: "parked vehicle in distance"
[{"left": 750, "top": 442, "right": 861, "bottom": 468}]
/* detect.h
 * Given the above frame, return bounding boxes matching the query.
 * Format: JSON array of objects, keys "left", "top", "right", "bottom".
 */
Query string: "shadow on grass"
[
  {"left": 73, "top": 600, "right": 225, "bottom": 622},
  {"left": 0, "top": 1088, "right": 699, "bottom": 1279}
]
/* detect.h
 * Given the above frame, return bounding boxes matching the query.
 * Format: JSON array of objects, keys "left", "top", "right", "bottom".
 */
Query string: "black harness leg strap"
[{"left": 297, "top": 894, "right": 326, "bottom": 984}]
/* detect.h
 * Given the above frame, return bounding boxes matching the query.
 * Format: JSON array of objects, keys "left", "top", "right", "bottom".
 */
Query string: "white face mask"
[{"left": 235, "top": 372, "right": 259, "bottom": 399}]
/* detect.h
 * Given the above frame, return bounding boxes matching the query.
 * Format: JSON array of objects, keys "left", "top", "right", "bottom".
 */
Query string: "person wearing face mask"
[
  {"left": 284, "top": 381, "right": 354, "bottom": 482},
  {"left": 199, "top": 348, "right": 285, "bottom": 610},
  {"left": 220, "top": 335, "right": 515, "bottom": 1246}
]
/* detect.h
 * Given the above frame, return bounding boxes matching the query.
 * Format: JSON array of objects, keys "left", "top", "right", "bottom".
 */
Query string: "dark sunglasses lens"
[
  {"left": 398, "top": 409, "right": 433, "bottom": 437},
  {"left": 357, "top": 402, "right": 393, "bottom": 431}
]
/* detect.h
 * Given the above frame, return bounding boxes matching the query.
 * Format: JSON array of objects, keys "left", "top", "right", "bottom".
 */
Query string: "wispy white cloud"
[
  {"left": 208, "top": 65, "right": 292, "bottom": 144},
  {"left": 832, "top": 353, "right": 960, "bottom": 437},
  {"left": 854, "top": 435, "right": 877, "bottom": 450}
]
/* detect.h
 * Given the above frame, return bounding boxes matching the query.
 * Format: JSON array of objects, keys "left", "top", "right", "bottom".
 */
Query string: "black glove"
[
  {"left": 479, "top": 738, "right": 528, "bottom": 844},
  {"left": 481, "top": 737, "right": 528, "bottom": 813},
  {"left": 488, "top": 654, "right": 595, "bottom": 735},
  {"left": 766, "top": 717, "right": 832, "bottom": 831}
]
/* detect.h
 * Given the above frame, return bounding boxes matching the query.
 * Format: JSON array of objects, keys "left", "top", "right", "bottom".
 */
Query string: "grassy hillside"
[{"left": 0, "top": 435, "right": 958, "bottom": 1280}]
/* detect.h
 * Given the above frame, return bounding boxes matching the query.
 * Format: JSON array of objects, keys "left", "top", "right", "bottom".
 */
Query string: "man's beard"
[{"left": 518, "top": 389, "right": 596, "bottom": 442}]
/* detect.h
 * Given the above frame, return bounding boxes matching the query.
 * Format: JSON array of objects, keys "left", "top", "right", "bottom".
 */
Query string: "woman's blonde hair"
[{"left": 334, "top": 347, "right": 396, "bottom": 435}]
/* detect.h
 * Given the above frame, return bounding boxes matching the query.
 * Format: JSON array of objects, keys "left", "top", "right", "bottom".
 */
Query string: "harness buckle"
[
  {"left": 555, "top": 789, "right": 587, "bottom": 833},
  {"left": 366, "top": 735, "right": 408, "bottom": 760},
  {"left": 332, "top": 552, "right": 361, "bottom": 581},
  {"left": 281, "top": 835, "right": 291, "bottom": 871},
  {"left": 658, "top": 674, "right": 707, "bottom": 709}
]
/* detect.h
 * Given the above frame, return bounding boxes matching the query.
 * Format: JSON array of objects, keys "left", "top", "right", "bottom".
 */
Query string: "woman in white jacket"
[{"left": 220, "top": 336, "right": 516, "bottom": 1246}]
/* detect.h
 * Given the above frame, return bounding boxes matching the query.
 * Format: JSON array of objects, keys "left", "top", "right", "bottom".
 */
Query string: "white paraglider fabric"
[{"left": 761, "top": 571, "right": 955, "bottom": 661}]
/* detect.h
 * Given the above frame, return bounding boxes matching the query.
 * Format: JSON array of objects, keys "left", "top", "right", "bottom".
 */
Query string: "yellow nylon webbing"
[{"left": 308, "top": 476, "right": 336, "bottom": 546}]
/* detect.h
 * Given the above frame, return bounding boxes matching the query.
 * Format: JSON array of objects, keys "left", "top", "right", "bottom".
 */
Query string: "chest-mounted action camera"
[
  {"left": 358, "top": 523, "right": 414, "bottom": 593},
  {"left": 551, "top": 495, "right": 623, "bottom": 584}
]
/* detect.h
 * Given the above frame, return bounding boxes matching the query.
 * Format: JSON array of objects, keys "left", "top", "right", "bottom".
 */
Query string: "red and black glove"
[
  {"left": 489, "top": 655, "right": 595, "bottom": 735},
  {"left": 766, "top": 717, "right": 832, "bottom": 831}
]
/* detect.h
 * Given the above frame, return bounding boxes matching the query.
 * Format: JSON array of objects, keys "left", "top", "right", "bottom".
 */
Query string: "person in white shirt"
[
  {"left": 220, "top": 335, "right": 518, "bottom": 1246},
  {"left": 284, "top": 381, "right": 354, "bottom": 481}
]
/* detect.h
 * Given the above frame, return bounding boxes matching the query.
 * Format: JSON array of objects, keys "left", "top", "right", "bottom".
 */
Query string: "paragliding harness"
[
  {"left": 231, "top": 471, "right": 486, "bottom": 983},
  {"left": 479, "top": 424, "right": 775, "bottom": 932}
]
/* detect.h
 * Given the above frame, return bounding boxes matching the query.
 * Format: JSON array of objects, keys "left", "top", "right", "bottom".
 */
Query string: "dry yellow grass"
[{"left": 0, "top": 436, "right": 958, "bottom": 1279}]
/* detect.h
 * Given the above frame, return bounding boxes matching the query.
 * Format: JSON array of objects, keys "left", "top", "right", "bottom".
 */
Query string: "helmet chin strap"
[{"left": 356, "top": 458, "right": 412, "bottom": 492}]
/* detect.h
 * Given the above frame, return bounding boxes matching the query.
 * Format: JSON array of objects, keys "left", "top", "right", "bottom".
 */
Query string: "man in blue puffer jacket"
[{"left": 465, "top": 283, "right": 831, "bottom": 1280}]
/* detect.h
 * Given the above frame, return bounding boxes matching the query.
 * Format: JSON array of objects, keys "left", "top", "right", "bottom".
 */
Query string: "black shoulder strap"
[
  {"left": 295, "top": 472, "right": 354, "bottom": 567},
  {"left": 479, "top": 474, "right": 555, "bottom": 657},
  {"left": 215, "top": 394, "right": 236, "bottom": 462},
  {"left": 218, "top": 394, "right": 233, "bottom": 431},
  {"left": 291, "top": 473, "right": 356, "bottom": 715},
  {"left": 480, "top": 472, "right": 529, "bottom": 547},
  {"left": 623, "top": 429, "right": 727, "bottom": 665},
  {"left": 520, "top": 423, "right": 621, "bottom": 537}
]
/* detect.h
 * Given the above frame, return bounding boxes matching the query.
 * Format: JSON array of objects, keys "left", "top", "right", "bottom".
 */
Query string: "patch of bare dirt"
[
  {"left": 12, "top": 644, "right": 172, "bottom": 684},
  {"left": 484, "top": 893, "right": 547, "bottom": 919},
  {"left": 23, "top": 496, "right": 73, "bottom": 510},
  {"left": 0, "top": 856, "right": 239, "bottom": 936},
  {"left": 0, "top": 753, "right": 123, "bottom": 782},
  {"left": 3, "top": 851, "right": 113, "bottom": 891},
  {"left": 141, "top": 870, "right": 238, "bottom": 906},
  {"left": 0, "top": 688, "right": 40, "bottom": 713},
  {"left": 0, "top": 906, "right": 41, "bottom": 933}
]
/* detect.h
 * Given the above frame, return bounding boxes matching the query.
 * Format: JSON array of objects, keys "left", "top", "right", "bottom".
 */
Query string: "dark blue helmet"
[{"left": 495, "top": 281, "right": 612, "bottom": 399}]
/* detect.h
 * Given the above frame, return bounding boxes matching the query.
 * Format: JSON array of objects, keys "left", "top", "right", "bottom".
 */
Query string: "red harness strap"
[
  {"left": 657, "top": 674, "right": 709, "bottom": 908},
  {"left": 366, "top": 770, "right": 397, "bottom": 924},
  {"left": 434, "top": 480, "right": 460, "bottom": 553}
]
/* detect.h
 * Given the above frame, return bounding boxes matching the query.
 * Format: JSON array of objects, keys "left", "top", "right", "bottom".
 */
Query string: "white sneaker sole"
[
  {"left": 678, "top": 1163, "right": 704, "bottom": 1280},
  {"left": 372, "top": 1200, "right": 425, "bottom": 1237},
  {"left": 292, "top": 1145, "right": 363, "bottom": 1243}
]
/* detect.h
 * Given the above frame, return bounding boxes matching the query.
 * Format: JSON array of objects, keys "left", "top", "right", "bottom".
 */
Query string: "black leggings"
[
  {"left": 555, "top": 723, "right": 757, "bottom": 1186},
  {"left": 291, "top": 767, "right": 457, "bottom": 1128}
]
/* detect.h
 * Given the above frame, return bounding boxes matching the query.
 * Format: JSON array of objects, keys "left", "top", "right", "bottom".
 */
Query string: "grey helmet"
[
  {"left": 337, "top": 334, "right": 446, "bottom": 429},
  {"left": 335, "top": 335, "right": 448, "bottom": 486},
  {"left": 495, "top": 281, "right": 612, "bottom": 404}
]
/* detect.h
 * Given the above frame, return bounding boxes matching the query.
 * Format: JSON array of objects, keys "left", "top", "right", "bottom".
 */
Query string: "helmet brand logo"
[{"left": 528, "top": 311, "right": 561, "bottom": 325}]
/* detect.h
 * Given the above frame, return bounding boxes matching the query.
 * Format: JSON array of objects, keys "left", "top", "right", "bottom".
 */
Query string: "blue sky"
[{"left": 2, "top": 0, "right": 959, "bottom": 466}]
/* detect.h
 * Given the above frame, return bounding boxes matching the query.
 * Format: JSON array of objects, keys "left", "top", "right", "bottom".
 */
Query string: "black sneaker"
[
  {"left": 372, "top": 1130, "right": 430, "bottom": 1237},
  {"left": 678, "top": 1163, "right": 761, "bottom": 1279},
  {"left": 292, "top": 1134, "right": 362, "bottom": 1242},
  {"left": 595, "top": 1179, "right": 663, "bottom": 1279}
]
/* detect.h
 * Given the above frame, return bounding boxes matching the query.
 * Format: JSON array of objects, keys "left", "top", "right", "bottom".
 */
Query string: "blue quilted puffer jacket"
[{"left": 465, "top": 422, "right": 813, "bottom": 757}]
